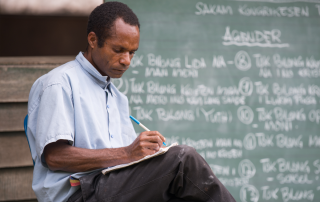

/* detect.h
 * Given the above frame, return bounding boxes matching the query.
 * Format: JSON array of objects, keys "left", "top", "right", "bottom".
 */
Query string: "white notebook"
[{"left": 102, "top": 142, "right": 178, "bottom": 175}]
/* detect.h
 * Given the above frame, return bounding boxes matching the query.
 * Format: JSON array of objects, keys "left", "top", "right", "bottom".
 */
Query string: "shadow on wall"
[
  {"left": 0, "top": 0, "right": 103, "bottom": 56},
  {"left": 0, "top": 15, "right": 89, "bottom": 56}
]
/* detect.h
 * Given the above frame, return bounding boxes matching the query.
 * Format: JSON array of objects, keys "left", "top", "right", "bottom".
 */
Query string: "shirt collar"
[{"left": 76, "top": 52, "right": 114, "bottom": 96}]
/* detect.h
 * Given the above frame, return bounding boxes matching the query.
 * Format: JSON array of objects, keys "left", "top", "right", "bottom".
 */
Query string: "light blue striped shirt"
[{"left": 27, "top": 52, "right": 137, "bottom": 202}]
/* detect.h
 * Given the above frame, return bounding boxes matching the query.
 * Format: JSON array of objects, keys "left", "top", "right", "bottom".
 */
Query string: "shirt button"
[
  {"left": 107, "top": 105, "right": 110, "bottom": 108},
  {"left": 111, "top": 135, "right": 114, "bottom": 138}
]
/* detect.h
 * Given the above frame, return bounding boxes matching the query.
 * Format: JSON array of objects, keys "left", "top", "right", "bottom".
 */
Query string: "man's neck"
[{"left": 83, "top": 49, "right": 106, "bottom": 78}]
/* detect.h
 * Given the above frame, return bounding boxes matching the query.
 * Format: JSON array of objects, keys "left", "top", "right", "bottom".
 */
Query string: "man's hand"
[
  {"left": 43, "top": 131, "right": 165, "bottom": 173},
  {"left": 125, "top": 131, "right": 166, "bottom": 161}
]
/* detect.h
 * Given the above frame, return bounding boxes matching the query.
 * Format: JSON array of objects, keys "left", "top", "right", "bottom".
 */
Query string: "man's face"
[{"left": 91, "top": 18, "right": 140, "bottom": 78}]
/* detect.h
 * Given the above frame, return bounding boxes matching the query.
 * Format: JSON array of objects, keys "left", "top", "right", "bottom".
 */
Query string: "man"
[{"left": 27, "top": 2, "right": 236, "bottom": 202}]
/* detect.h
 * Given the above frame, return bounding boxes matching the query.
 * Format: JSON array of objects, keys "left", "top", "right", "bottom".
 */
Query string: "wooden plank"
[
  {"left": 6, "top": 200, "right": 37, "bottom": 202},
  {"left": 0, "top": 67, "right": 52, "bottom": 102},
  {"left": 0, "top": 56, "right": 74, "bottom": 102},
  {"left": 0, "top": 132, "right": 33, "bottom": 168},
  {"left": 0, "top": 167, "right": 36, "bottom": 201},
  {"left": 0, "top": 103, "right": 27, "bottom": 132},
  {"left": 0, "top": 56, "right": 74, "bottom": 67}
]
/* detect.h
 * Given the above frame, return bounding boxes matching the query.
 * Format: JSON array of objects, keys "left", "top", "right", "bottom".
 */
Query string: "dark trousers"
[{"left": 67, "top": 145, "right": 236, "bottom": 202}]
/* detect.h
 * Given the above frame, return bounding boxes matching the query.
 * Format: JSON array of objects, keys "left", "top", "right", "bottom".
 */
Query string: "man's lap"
[{"left": 68, "top": 145, "right": 235, "bottom": 202}]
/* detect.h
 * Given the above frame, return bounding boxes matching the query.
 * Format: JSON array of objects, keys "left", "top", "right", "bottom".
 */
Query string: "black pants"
[{"left": 67, "top": 145, "right": 236, "bottom": 202}]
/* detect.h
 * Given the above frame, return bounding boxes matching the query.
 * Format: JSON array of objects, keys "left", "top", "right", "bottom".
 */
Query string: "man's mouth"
[{"left": 114, "top": 69, "right": 126, "bottom": 74}]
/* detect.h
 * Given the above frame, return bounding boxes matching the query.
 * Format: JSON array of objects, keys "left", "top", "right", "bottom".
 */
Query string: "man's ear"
[{"left": 87, "top": 32, "right": 98, "bottom": 49}]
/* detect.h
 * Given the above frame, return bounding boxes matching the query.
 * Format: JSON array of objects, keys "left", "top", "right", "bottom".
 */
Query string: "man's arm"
[{"left": 44, "top": 131, "right": 165, "bottom": 173}]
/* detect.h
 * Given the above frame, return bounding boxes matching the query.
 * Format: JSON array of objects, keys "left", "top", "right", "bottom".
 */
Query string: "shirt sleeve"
[{"left": 35, "top": 83, "right": 74, "bottom": 167}]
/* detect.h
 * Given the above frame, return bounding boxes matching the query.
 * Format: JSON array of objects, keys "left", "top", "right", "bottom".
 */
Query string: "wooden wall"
[
  {"left": 0, "top": 15, "right": 88, "bottom": 57},
  {"left": 0, "top": 56, "right": 73, "bottom": 202}
]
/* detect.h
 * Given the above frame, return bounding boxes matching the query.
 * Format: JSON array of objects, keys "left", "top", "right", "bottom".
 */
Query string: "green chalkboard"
[{"left": 107, "top": 0, "right": 320, "bottom": 201}]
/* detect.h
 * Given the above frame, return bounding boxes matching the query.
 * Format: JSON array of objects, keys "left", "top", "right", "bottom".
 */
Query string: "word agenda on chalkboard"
[{"left": 106, "top": 0, "right": 320, "bottom": 202}]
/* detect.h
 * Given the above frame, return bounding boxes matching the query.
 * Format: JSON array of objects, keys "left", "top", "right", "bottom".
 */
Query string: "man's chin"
[{"left": 109, "top": 74, "right": 123, "bottom": 79}]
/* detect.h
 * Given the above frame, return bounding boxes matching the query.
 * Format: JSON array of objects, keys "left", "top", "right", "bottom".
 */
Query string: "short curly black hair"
[{"left": 87, "top": 1, "right": 140, "bottom": 48}]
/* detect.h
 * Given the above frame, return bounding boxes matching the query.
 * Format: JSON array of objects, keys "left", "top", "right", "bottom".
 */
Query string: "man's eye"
[
  {"left": 130, "top": 51, "right": 135, "bottom": 55},
  {"left": 113, "top": 49, "right": 121, "bottom": 53}
]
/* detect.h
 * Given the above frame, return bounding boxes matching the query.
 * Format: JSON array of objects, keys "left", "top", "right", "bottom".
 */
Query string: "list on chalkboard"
[{"left": 107, "top": 0, "right": 320, "bottom": 201}]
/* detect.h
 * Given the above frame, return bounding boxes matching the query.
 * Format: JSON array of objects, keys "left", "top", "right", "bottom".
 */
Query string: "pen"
[{"left": 130, "top": 115, "right": 167, "bottom": 146}]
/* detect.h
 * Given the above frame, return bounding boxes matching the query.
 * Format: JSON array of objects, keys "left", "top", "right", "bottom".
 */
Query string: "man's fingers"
[
  {"left": 140, "top": 134, "right": 162, "bottom": 143},
  {"left": 143, "top": 147, "right": 157, "bottom": 155},
  {"left": 140, "top": 141, "right": 160, "bottom": 151},
  {"left": 141, "top": 131, "right": 166, "bottom": 143},
  {"left": 140, "top": 134, "right": 163, "bottom": 148}
]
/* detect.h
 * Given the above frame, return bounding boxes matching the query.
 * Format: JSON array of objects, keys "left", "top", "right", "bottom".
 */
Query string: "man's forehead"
[
  {"left": 105, "top": 18, "right": 140, "bottom": 48},
  {"left": 112, "top": 18, "right": 140, "bottom": 36}
]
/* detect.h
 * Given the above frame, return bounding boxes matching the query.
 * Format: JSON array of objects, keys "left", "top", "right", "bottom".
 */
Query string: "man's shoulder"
[
  {"left": 28, "top": 60, "right": 80, "bottom": 110},
  {"left": 33, "top": 60, "right": 80, "bottom": 90},
  {"left": 43, "top": 60, "right": 80, "bottom": 85}
]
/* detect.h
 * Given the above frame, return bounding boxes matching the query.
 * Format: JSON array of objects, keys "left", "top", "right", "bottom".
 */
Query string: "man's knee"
[{"left": 169, "top": 145, "right": 199, "bottom": 160}]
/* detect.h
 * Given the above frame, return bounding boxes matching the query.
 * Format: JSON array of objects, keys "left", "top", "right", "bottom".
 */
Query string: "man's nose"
[{"left": 119, "top": 52, "right": 131, "bottom": 67}]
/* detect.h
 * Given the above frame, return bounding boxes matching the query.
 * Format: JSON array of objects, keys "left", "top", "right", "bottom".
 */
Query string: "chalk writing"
[
  {"left": 256, "top": 133, "right": 274, "bottom": 147},
  {"left": 129, "top": 95, "right": 143, "bottom": 104},
  {"left": 185, "top": 56, "right": 207, "bottom": 69},
  {"left": 316, "top": 5, "right": 320, "bottom": 16},
  {"left": 146, "top": 81, "right": 176, "bottom": 94},
  {"left": 220, "top": 177, "right": 249, "bottom": 187},
  {"left": 133, "top": 106, "right": 153, "bottom": 121},
  {"left": 216, "top": 138, "right": 232, "bottom": 147},
  {"left": 172, "top": 68, "right": 198, "bottom": 78},
  {"left": 309, "top": 135, "right": 320, "bottom": 147},
  {"left": 181, "top": 138, "right": 213, "bottom": 149},
  {"left": 273, "top": 54, "right": 304, "bottom": 68},
  {"left": 181, "top": 84, "right": 214, "bottom": 96},
  {"left": 255, "top": 82, "right": 269, "bottom": 95},
  {"left": 145, "top": 67, "right": 168, "bottom": 77},
  {"left": 238, "top": 77, "right": 253, "bottom": 96},
  {"left": 276, "top": 134, "right": 303, "bottom": 148},
  {"left": 308, "top": 85, "right": 320, "bottom": 97},
  {"left": 169, "top": 95, "right": 185, "bottom": 104},
  {"left": 314, "top": 160, "right": 320, "bottom": 174},
  {"left": 254, "top": 54, "right": 271, "bottom": 68},
  {"left": 237, "top": 106, "right": 254, "bottom": 125},
  {"left": 113, "top": 78, "right": 129, "bottom": 95},
  {"left": 195, "top": 2, "right": 233, "bottom": 15},
  {"left": 223, "top": 26, "right": 289, "bottom": 48},
  {"left": 238, "top": 5, "right": 309, "bottom": 17},
  {"left": 306, "top": 56, "right": 320, "bottom": 68},
  {"left": 200, "top": 108, "right": 231, "bottom": 123},
  {"left": 308, "top": 109, "right": 320, "bottom": 123},
  {"left": 261, "top": 186, "right": 279, "bottom": 200},
  {"left": 156, "top": 108, "right": 195, "bottom": 121},
  {"left": 238, "top": 159, "right": 256, "bottom": 178},
  {"left": 130, "top": 55, "right": 143, "bottom": 67},
  {"left": 212, "top": 55, "right": 227, "bottom": 68},
  {"left": 280, "top": 187, "right": 314, "bottom": 202},
  {"left": 273, "top": 83, "right": 306, "bottom": 96},
  {"left": 298, "top": 68, "right": 320, "bottom": 78},
  {"left": 233, "top": 139, "right": 243, "bottom": 148},
  {"left": 147, "top": 53, "right": 180, "bottom": 68},
  {"left": 240, "top": 184, "right": 259, "bottom": 202},
  {"left": 130, "top": 78, "right": 144, "bottom": 93},
  {"left": 210, "top": 164, "right": 230, "bottom": 176},
  {"left": 256, "top": 107, "right": 306, "bottom": 122},
  {"left": 218, "top": 149, "right": 242, "bottom": 158},
  {"left": 146, "top": 95, "right": 168, "bottom": 105},
  {"left": 277, "top": 173, "right": 313, "bottom": 184},
  {"left": 235, "top": 50, "right": 251, "bottom": 71},
  {"left": 243, "top": 133, "right": 257, "bottom": 150},
  {"left": 260, "top": 158, "right": 310, "bottom": 173}
]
